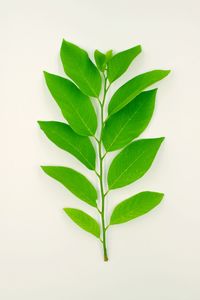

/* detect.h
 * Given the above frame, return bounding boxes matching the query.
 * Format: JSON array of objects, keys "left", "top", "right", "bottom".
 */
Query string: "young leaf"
[
  {"left": 44, "top": 72, "right": 97, "bottom": 136},
  {"left": 102, "top": 89, "right": 157, "bottom": 151},
  {"left": 41, "top": 166, "right": 97, "bottom": 207},
  {"left": 94, "top": 50, "right": 106, "bottom": 72},
  {"left": 110, "top": 191, "right": 164, "bottom": 225},
  {"left": 107, "top": 138, "right": 164, "bottom": 189},
  {"left": 38, "top": 121, "right": 96, "bottom": 170},
  {"left": 94, "top": 49, "right": 113, "bottom": 72},
  {"left": 108, "top": 70, "right": 170, "bottom": 115},
  {"left": 107, "top": 45, "right": 142, "bottom": 83},
  {"left": 64, "top": 208, "right": 100, "bottom": 238},
  {"left": 60, "top": 40, "right": 101, "bottom": 97}
]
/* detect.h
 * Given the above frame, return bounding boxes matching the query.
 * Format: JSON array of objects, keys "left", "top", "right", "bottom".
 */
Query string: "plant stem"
[{"left": 97, "top": 72, "right": 109, "bottom": 261}]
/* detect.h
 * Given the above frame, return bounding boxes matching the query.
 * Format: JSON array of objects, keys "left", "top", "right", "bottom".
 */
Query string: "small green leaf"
[
  {"left": 107, "top": 138, "right": 164, "bottom": 189},
  {"left": 38, "top": 121, "right": 96, "bottom": 170},
  {"left": 107, "top": 45, "right": 142, "bottom": 83},
  {"left": 41, "top": 166, "right": 97, "bottom": 207},
  {"left": 105, "top": 50, "right": 113, "bottom": 61},
  {"left": 108, "top": 70, "right": 170, "bottom": 115},
  {"left": 94, "top": 50, "right": 106, "bottom": 71},
  {"left": 60, "top": 40, "right": 102, "bottom": 97},
  {"left": 102, "top": 89, "right": 157, "bottom": 151},
  {"left": 44, "top": 72, "right": 97, "bottom": 136},
  {"left": 94, "top": 49, "right": 113, "bottom": 72},
  {"left": 64, "top": 208, "right": 100, "bottom": 238},
  {"left": 110, "top": 191, "right": 164, "bottom": 225}
]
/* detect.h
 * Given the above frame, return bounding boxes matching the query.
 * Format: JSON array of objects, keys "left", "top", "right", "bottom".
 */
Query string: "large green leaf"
[
  {"left": 107, "top": 45, "right": 142, "bottom": 83},
  {"left": 64, "top": 208, "right": 100, "bottom": 238},
  {"left": 102, "top": 89, "right": 157, "bottom": 151},
  {"left": 108, "top": 70, "right": 170, "bottom": 115},
  {"left": 107, "top": 138, "right": 164, "bottom": 189},
  {"left": 44, "top": 72, "right": 97, "bottom": 136},
  {"left": 41, "top": 166, "right": 97, "bottom": 207},
  {"left": 60, "top": 40, "right": 102, "bottom": 97},
  {"left": 38, "top": 121, "right": 96, "bottom": 170},
  {"left": 110, "top": 191, "right": 164, "bottom": 225}
]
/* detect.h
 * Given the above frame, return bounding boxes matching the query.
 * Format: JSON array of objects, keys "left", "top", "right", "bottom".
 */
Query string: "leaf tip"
[
  {"left": 157, "top": 136, "right": 165, "bottom": 145},
  {"left": 40, "top": 165, "right": 49, "bottom": 173},
  {"left": 164, "top": 69, "right": 171, "bottom": 76},
  {"left": 37, "top": 120, "right": 43, "bottom": 128},
  {"left": 160, "top": 192, "right": 165, "bottom": 199},
  {"left": 136, "top": 44, "right": 142, "bottom": 52},
  {"left": 43, "top": 70, "right": 50, "bottom": 80}
]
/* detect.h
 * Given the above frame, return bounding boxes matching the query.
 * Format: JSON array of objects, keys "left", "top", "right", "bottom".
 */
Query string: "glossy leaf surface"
[
  {"left": 110, "top": 191, "right": 164, "bottom": 225},
  {"left": 44, "top": 72, "right": 97, "bottom": 136},
  {"left": 107, "top": 45, "right": 142, "bottom": 82},
  {"left": 108, "top": 138, "right": 164, "bottom": 189},
  {"left": 41, "top": 166, "right": 97, "bottom": 207},
  {"left": 38, "top": 121, "right": 96, "bottom": 170},
  {"left": 64, "top": 208, "right": 100, "bottom": 238},
  {"left": 102, "top": 89, "right": 157, "bottom": 151},
  {"left": 60, "top": 40, "right": 101, "bottom": 97},
  {"left": 108, "top": 70, "right": 170, "bottom": 115}
]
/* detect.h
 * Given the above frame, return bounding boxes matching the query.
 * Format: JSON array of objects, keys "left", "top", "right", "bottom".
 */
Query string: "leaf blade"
[
  {"left": 44, "top": 72, "right": 97, "bottom": 136},
  {"left": 38, "top": 121, "right": 96, "bottom": 170},
  {"left": 41, "top": 166, "right": 97, "bottom": 207},
  {"left": 110, "top": 191, "right": 164, "bottom": 225},
  {"left": 102, "top": 89, "right": 157, "bottom": 151},
  {"left": 94, "top": 50, "right": 106, "bottom": 72},
  {"left": 107, "top": 138, "right": 164, "bottom": 189},
  {"left": 108, "top": 70, "right": 170, "bottom": 115},
  {"left": 60, "top": 40, "right": 102, "bottom": 97},
  {"left": 107, "top": 45, "right": 142, "bottom": 82},
  {"left": 64, "top": 208, "right": 100, "bottom": 238}
]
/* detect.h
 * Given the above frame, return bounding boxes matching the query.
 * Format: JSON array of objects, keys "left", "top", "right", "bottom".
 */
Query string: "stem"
[{"left": 97, "top": 72, "right": 109, "bottom": 261}]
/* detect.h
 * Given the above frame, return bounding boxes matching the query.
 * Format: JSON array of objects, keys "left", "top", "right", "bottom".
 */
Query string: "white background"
[{"left": 1, "top": 0, "right": 200, "bottom": 299}]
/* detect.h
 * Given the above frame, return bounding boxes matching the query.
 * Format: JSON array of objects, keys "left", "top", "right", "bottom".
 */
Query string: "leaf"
[
  {"left": 41, "top": 166, "right": 97, "bottom": 207},
  {"left": 94, "top": 49, "right": 113, "bottom": 72},
  {"left": 107, "top": 45, "right": 142, "bottom": 83},
  {"left": 110, "top": 191, "right": 164, "bottom": 225},
  {"left": 38, "top": 121, "right": 96, "bottom": 170},
  {"left": 107, "top": 138, "right": 164, "bottom": 189},
  {"left": 44, "top": 72, "right": 97, "bottom": 136},
  {"left": 102, "top": 89, "right": 157, "bottom": 151},
  {"left": 94, "top": 50, "right": 106, "bottom": 71},
  {"left": 60, "top": 40, "right": 101, "bottom": 97},
  {"left": 64, "top": 208, "right": 100, "bottom": 238},
  {"left": 105, "top": 50, "right": 113, "bottom": 61},
  {"left": 108, "top": 70, "right": 170, "bottom": 115}
]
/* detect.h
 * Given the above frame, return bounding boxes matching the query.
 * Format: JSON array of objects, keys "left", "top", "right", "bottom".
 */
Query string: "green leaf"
[
  {"left": 110, "top": 191, "right": 164, "bottom": 225},
  {"left": 107, "top": 45, "right": 142, "bottom": 83},
  {"left": 105, "top": 50, "right": 113, "bottom": 61},
  {"left": 38, "top": 121, "right": 96, "bottom": 170},
  {"left": 94, "top": 50, "right": 106, "bottom": 71},
  {"left": 107, "top": 138, "right": 164, "bottom": 189},
  {"left": 64, "top": 208, "right": 100, "bottom": 238},
  {"left": 108, "top": 70, "right": 170, "bottom": 115},
  {"left": 102, "top": 89, "right": 157, "bottom": 151},
  {"left": 60, "top": 40, "right": 102, "bottom": 97},
  {"left": 41, "top": 166, "right": 97, "bottom": 207},
  {"left": 44, "top": 72, "right": 97, "bottom": 136},
  {"left": 94, "top": 49, "right": 113, "bottom": 72}
]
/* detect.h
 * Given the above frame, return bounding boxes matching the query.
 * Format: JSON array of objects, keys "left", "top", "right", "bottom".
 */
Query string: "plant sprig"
[{"left": 38, "top": 39, "right": 170, "bottom": 261}]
